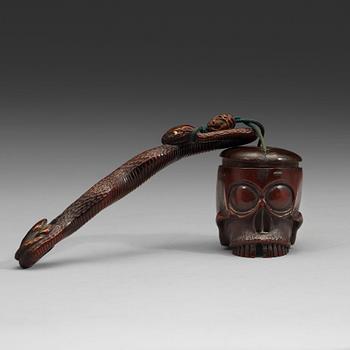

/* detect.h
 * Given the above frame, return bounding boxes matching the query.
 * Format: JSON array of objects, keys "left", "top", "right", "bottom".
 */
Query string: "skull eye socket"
[
  {"left": 229, "top": 184, "right": 258, "bottom": 213},
  {"left": 266, "top": 184, "right": 293, "bottom": 212}
]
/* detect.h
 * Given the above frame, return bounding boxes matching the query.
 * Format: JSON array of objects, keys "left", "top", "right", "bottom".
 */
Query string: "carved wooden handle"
[{"left": 15, "top": 113, "right": 257, "bottom": 268}]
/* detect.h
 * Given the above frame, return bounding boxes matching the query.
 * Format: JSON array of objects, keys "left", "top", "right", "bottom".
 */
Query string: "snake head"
[
  {"left": 15, "top": 218, "right": 53, "bottom": 268},
  {"left": 161, "top": 124, "right": 195, "bottom": 145}
]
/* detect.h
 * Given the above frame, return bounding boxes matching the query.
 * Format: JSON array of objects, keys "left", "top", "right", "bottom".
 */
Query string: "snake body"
[{"left": 15, "top": 113, "right": 257, "bottom": 268}]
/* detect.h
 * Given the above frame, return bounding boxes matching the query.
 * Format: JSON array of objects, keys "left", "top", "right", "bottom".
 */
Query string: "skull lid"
[{"left": 220, "top": 146, "right": 301, "bottom": 168}]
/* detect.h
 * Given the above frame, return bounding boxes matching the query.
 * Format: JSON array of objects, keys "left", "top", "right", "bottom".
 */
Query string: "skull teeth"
[{"left": 232, "top": 243, "right": 289, "bottom": 258}]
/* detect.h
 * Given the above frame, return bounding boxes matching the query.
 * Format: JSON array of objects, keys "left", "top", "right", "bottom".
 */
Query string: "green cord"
[
  {"left": 190, "top": 116, "right": 267, "bottom": 153},
  {"left": 235, "top": 116, "right": 267, "bottom": 153},
  {"left": 245, "top": 121, "right": 267, "bottom": 153},
  {"left": 190, "top": 126, "right": 207, "bottom": 142}
]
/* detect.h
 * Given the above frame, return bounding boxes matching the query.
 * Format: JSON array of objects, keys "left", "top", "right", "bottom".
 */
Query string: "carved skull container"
[{"left": 216, "top": 147, "right": 303, "bottom": 258}]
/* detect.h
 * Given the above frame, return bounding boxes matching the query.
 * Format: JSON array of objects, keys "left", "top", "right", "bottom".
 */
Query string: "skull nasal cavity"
[{"left": 255, "top": 208, "right": 271, "bottom": 233}]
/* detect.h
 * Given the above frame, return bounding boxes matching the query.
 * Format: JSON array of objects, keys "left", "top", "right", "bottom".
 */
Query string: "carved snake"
[{"left": 15, "top": 113, "right": 259, "bottom": 268}]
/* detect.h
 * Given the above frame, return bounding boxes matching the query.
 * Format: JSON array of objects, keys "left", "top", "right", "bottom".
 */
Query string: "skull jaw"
[
  {"left": 229, "top": 230, "right": 291, "bottom": 257},
  {"left": 217, "top": 210, "right": 303, "bottom": 258},
  {"left": 217, "top": 215, "right": 300, "bottom": 258},
  {"left": 231, "top": 239, "right": 290, "bottom": 258}
]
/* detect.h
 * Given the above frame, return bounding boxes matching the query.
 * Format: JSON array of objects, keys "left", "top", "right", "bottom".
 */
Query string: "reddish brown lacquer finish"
[
  {"left": 216, "top": 147, "right": 303, "bottom": 258},
  {"left": 15, "top": 113, "right": 257, "bottom": 268}
]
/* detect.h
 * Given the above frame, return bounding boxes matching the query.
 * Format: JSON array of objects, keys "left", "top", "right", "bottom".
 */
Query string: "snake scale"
[{"left": 15, "top": 113, "right": 258, "bottom": 268}]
